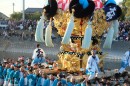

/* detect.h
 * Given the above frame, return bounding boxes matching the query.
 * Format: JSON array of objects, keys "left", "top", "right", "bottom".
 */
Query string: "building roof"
[
  {"left": 25, "top": 8, "right": 43, "bottom": 13},
  {"left": 0, "top": 12, "right": 8, "bottom": 20}
]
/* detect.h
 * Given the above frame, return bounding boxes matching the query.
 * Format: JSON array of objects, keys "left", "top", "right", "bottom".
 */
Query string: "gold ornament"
[{"left": 54, "top": 8, "right": 109, "bottom": 72}]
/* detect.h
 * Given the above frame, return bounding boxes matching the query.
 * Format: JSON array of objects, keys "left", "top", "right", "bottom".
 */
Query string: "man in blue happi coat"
[
  {"left": 27, "top": 68, "right": 37, "bottom": 86},
  {"left": 52, "top": 73, "right": 67, "bottom": 86},
  {"left": 13, "top": 66, "right": 20, "bottom": 86},
  {"left": 0, "top": 63, "right": 4, "bottom": 85}
]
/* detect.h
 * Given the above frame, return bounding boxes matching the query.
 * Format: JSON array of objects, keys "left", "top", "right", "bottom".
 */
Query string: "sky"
[{"left": 0, "top": 0, "right": 123, "bottom": 17}]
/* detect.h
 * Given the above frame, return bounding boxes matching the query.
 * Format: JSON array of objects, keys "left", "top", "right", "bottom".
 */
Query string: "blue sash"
[{"left": 86, "top": 69, "right": 94, "bottom": 75}]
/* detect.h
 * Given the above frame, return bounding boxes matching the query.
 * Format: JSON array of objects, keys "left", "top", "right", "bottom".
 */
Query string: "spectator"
[
  {"left": 3, "top": 30, "right": 9, "bottom": 39},
  {"left": 28, "top": 25, "right": 32, "bottom": 32}
]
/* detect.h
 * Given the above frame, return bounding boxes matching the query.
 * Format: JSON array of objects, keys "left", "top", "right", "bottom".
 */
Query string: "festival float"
[{"left": 35, "top": 0, "right": 122, "bottom": 72}]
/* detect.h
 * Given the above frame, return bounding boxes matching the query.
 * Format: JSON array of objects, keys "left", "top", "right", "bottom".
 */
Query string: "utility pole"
[
  {"left": 22, "top": 0, "right": 25, "bottom": 20},
  {"left": 13, "top": 3, "right": 15, "bottom": 14}
]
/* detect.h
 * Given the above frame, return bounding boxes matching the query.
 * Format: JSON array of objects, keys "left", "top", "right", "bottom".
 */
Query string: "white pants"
[
  {"left": 88, "top": 72, "right": 96, "bottom": 80},
  {"left": 3, "top": 81, "right": 8, "bottom": 86},
  {"left": 0, "top": 79, "right": 4, "bottom": 85}
]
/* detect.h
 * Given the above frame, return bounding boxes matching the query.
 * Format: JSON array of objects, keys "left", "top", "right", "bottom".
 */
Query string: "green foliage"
[
  {"left": 10, "top": 12, "right": 22, "bottom": 20},
  {"left": 125, "top": 1, "right": 130, "bottom": 7},
  {"left": 119, "top": 8, "right": 126, "bottom": 21},
  {"left": 125, "top": 0, "right": 130, "bottom": 20},
  {"left": 118, "top": 0, "right": 130, "bottom": 20},
  {"left": 118, "top": 0, "right": 126, "bottom": 21},
  {"left": 25, "top": 12, "right": 41, "bottom": 20},
  {"left": 10, "top": 12, "right": 41, "bottom": 20}
]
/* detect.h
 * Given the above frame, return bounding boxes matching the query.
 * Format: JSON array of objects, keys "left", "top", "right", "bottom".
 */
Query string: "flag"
[
  {"left": 104, "top": 5, "right": 118, "bottom": 21},
  {"left": 57, "top": 0, "right": 71, "bottom": 11},
  {"left": 93, "top": 0, "right": 103, "bottom": 9}
]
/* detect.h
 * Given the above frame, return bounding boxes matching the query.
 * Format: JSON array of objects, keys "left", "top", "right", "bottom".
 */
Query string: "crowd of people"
[
  {"left": 0, "top": 19, "right": 36, "bottom": 41},
  {"left": 0, "top": 19, "right": 57, "bottom": 41},
  {"left": 118, "top": 21, "right": 130, "bottom": 41},
  {"left": 0, "top": 19, "right": 55, "bottom": 31},
  {"left": 0, "top": 59, "right": 130, "bottom": 86},
  {"left": 0, "top": 19, "right": 37, "bottom": 30},
  {"left": 0, "top": 19, "right": 130, "bottom": 41},
  {"left": 0, "top": 44, "right": 129, "bottom": 86}
]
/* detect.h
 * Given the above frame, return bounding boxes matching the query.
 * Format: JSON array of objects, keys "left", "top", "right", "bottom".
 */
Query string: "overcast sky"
[{"left": 0, "top": 0, "right": 123, "bottom": 17}]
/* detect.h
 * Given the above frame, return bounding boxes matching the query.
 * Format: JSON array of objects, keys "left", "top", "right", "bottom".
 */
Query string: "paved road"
[{"left": 0, "top": 37, "right": 130, "bottom": 70}]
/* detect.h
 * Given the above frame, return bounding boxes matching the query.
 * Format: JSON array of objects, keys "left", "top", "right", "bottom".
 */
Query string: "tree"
[
  {"left": 10, "top": 12, "right": 22, "bottom": 20},
  {"left": 125, "top": 0, "right": 130, "bottom": 20},
  {"left": 119, "top": 0, "right": 127, "bottom": 21},
  {"left": 25, "top": 12, "right": 41, "bottom": 20},
  {"left": 10, "top": 12, "right": 41, "bottom": 20}
]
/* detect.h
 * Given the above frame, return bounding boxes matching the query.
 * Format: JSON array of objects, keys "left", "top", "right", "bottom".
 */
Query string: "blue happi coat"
[
  {"left": 2, "top": 68, "right": 7, "bottom": 80},
  {"left": 42, "top": 79, "right": 50, "bottom": 86},
  {"left": 52, "top": 79, "right": 67, "bottom": 86},
  {"left": 9, "top": 69, "right": 15, "bottom": 84},
  {"left": 32, "top": 57, "right": 45, "bottom": 65},
  {"left": 13, "top": 70, "right": 20, "bottom": 84},
  {"left": 19, "top": 76, "right": 27, "bottom": 86},
  {"left": 36, "top": 77, "right": 42, "bottom": 86},
  {"left": 81, "top": 82, "right": 86, "bottom": 86},
  {"left": 76, "top": 84, "right": 81, "bottom": 86},
  {"left": 5, "top": 68, "right": 12, "bottom": 81},
  {"left": 27, "top": 74, "right": 37, "bottom": 86},
  {"left": 67, "top": 82, "right": 75, "bottom": 86},
  {"left": 0, "top": 66, "right": 3, "bottom": 79},
  {"left": 36, "top": 77, "right": 50, "bottom": 86},
  {"left": 67, "top": 82, "right": 85, "bottom": 86}
]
